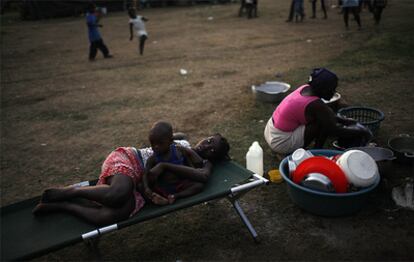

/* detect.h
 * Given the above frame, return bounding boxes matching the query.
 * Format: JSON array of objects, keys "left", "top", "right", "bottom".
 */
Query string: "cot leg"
[
  {"left": 84, "top": 237, "right": 102, "bottom": 261},
  {"left": 228, "top": 197, "right": 260, "bottom": 242}
]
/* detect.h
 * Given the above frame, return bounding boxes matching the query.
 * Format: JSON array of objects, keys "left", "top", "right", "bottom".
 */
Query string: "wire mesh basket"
[{"left": 337, "top": 106, "right": 385, "bottom": 137}]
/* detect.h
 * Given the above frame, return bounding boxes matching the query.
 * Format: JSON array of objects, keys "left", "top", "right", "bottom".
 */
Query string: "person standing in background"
[
  {"left": 372, "top": 0, "right": 387, "bottom": 25},
  {"left": 310, "top": 0, "right": 327, "bottom": 19},
  {"left": 286, "top": 0, "right": 295, "bottom": 22},
  {"left": 294, "top": 0, "right": 305, "bottom": 22},
  {"left": 342, "top": 0, "right": 361, "bottom": 29}
]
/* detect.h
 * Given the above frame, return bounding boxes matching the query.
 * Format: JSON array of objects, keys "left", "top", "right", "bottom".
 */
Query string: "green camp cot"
[{"left": 1, "top": 161, "right": 268, "bottom": 261}]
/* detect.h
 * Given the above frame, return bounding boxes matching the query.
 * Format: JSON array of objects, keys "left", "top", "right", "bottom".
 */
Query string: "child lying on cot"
[{"left": 142, "top": 121, "right": 208, "bottom": 205}]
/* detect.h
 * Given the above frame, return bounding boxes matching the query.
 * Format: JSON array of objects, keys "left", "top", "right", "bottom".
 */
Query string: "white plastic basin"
[{"left": 336, "top": 150, "right": 379, "bottom": 187}]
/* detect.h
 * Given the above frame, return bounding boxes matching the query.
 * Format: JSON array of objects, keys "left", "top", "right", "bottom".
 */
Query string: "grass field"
[{"left": 1, "top": 0, "right": 414, "bottom": 260}]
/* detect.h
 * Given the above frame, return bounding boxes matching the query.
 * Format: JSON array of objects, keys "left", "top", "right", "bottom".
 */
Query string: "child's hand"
[
  {"left": 202, "top": 159, "right": 212, "bottom": 168},
  {"left": 149, "top": 163, "right": 164, "bottom": 179},
  {"left": 151, "top": 193, "right": 169, "bottom": 205},
  {"left": 341, "top": 117, "right": 357, "bottom": 126},
  {"left": 144, "top": 188, "right": 153, "bottom": 199}
]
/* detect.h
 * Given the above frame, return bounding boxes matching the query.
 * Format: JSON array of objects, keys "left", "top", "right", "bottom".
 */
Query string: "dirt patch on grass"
[{"left": 1, "top": 0, "right": 414, "bottom": 260}]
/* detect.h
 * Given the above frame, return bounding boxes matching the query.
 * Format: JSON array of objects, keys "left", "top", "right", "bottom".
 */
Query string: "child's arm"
[
  {"left": 142, "top": 17, "right": 149, "bottom": 22},
  {"left": 95, "top": 11, "right": 103, "bottom": 24},
  {"left": 87, "top": 15, "right": 102, "bottom": 28},
  {"left": 142, "top": 156, "right": 157, "bottom": 198},
  {"left": 129, "top": 23, "right": 133, "bottom": 40},
  {"left": 157, "top": 160, "right": 213, "bottom": 183},
  {"left": 177, "top": 146, "right": 204, "bottom": 168}
]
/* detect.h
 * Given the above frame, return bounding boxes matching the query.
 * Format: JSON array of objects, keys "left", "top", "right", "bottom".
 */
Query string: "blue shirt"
[
  {"left": 86, "top": 12, "right": 101, "bottom": 42},
  {"left": 342, "top": 0, "right": 359, "bottom": 7}
]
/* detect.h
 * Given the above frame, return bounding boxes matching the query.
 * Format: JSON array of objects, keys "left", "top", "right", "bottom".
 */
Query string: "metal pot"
[
  {"left": 252, "top": 81, "right": 291, "bottom": 103},
  {"left": 301, "top": 173, "right": 335, "bottom": 193},
  {"left": 387, "top": 134, "right": 414, "bottom": 165}
]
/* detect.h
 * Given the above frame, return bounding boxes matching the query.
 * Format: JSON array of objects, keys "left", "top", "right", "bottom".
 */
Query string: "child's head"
[
  {"left": 128, "top": 8, "right": 137, "bottom": 19},
  {"left": 194, "top": 133, "right": 230, "bottom": 163},
  {"left": 149, "top": 121, "right": 174, "bottom": 155},
  {"left": 87, "top": 2, "right": 96, "bottom": 13}
]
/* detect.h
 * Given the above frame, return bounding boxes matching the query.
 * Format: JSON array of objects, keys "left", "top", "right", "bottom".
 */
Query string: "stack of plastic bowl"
[{"left": 288, "top": 148, "right": 313, "bottom": 176}]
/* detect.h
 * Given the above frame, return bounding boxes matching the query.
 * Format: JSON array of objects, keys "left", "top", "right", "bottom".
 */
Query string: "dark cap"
[{"left": 309, "top": 68, "right": 338, "bottom": 93}]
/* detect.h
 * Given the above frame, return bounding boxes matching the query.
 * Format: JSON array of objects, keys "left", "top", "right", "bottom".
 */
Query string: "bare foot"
[
  {"left": 32, "top": 202, "right": 62, "bottom": 215},
  {"left": 167, "top": 194, "right": 176, "bottom": 204},
  {"left": 151, "top": 192, "right": 169, "bottom": 206},
  {"left": 41, "top": 187, "right": 73, "bottom": 203}
]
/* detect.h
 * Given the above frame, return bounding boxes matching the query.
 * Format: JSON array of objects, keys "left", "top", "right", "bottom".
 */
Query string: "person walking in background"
[
  {"left": 310, "top": 0, "right": 327, "bottom": 19},
  {"left": 337, "top": 0, "right": 343, "bottom": 14},
  {"left": 372, "top": 0, "right": 387, "bottom": 25},
  {"left": 294, "top": 0, "right": 305, "bottom": 22},
  {"left": 86, "top": 2, "right": 112, "bottom": 61},
  {"left": 246, "top": 0, "right": 258, "bottom": 19},
  {"left": 286, "top": 0, "right": 295, "bottom": 22},
  {"left": 360, "top": 0, "right": 373, "bottom": 12},
  {"left": 239, "top": 0, "right": 258, "bottom": 19},
  {"left": 342, "top": 0, "right": 361, "bottom": 29},
  {"left": 239, "top": 0, "right": 246, "bottom": 17},
  {"left": 128, "top": 8, "right": 148, "bottom": 55}
]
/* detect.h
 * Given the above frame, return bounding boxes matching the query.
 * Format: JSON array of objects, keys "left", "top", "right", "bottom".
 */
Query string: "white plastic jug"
[{"left": 246, "top": 141, "right": 264, "bottom": 176}]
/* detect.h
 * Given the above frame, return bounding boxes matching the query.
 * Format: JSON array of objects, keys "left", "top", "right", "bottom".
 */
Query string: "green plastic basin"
[{"left": 279, "top": 149, "right": 380, "bottom": 216}]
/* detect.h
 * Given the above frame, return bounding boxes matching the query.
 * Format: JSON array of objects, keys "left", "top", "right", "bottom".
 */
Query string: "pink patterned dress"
[{"left": 97, "top": 147, "right": 145, "bottom": 217}]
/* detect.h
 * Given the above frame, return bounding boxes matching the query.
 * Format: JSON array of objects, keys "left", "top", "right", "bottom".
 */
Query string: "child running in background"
[
  {"left": 142, "top": 121, "right": 206, "bottom": 206},
  {"left": 128, "top": 8, "right": 148, "bottom": 55},
  {"left": 86, "top": 2, "right": 112, "bottom": 61}
]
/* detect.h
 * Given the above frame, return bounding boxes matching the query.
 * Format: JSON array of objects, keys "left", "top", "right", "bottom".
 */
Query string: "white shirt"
[{"left": 129, "top": 16, "right": 147, "bottom": 37}]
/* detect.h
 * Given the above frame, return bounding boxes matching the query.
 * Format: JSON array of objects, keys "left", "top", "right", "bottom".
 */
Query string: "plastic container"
[
  {"left": 246, "top": 141, "right": 263, "bottom": 176},
  {"left": 336, "top": 150, "right": 379, "bottom": 187},
  {"left": 287, "top": 157, "right": 297, "bottom": 177},
  {"left": 291, "top": 148, "right": 314, "bottom": 165},
  {"left": 279, "top": 149, "right": 380, "bottom": 216},
  {"left": 268, "top": 169, "right": 283, "bottom": 183}
]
